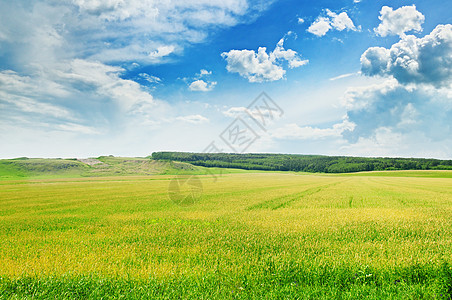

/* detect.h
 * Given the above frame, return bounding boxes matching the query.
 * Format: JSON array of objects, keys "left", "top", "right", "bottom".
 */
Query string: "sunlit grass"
[{"left": 0, "top": 172, "right": 451, "bottom": 298}]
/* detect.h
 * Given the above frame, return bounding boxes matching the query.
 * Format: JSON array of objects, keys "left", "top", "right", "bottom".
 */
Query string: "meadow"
[{"left": 1, "top": 171, "right": 452, "bottom": 299}]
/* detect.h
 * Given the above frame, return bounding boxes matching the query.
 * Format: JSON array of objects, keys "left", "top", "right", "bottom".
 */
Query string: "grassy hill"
[{"left": 0, "top": 156, "right": 252, "bottom": 180}]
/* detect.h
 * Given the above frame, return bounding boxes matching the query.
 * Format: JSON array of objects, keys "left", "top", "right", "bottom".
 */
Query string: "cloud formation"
[
  {"left": 307, "top": 17, "right": 332, "bottom": 37},
  {"left": 0, "top": 56, "right": 163, "bottom": 139},
  {"left": 189, "top": 79, "right": 217, "bottom": 91},
  {"left": 188, "top": 69, "right": 216, "bottom": 91},
  {"left": 374, "top": 5, "right": 425, "bottom": 37},
  {"left": 361, "top": 24, "right": 452, "bottom": 87},
  {"left": 340, "top": 22, "right": 452, "bottom": 157},
  {"left": 222, "top": 34, "right": 308, "bottom": 82},
  {"left": 0, "top": 0, "right": 274, "bottom": 141},
  {"left": 278, "top": 21, "right": 452, "bottom": 158},
  {"left": 341, "top": 80, "right": 452, "bottom": 155},
  {"left": 66, "top": 0, "right": 275, "bottom": 63},
  {"left": 308, "top": 9, "right": 357, "bottom": 37}
]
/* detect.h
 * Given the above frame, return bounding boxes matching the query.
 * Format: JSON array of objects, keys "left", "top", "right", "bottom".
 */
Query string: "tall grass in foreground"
[{"left": 0, "top": 173, "right": 451, "bottom": 299}]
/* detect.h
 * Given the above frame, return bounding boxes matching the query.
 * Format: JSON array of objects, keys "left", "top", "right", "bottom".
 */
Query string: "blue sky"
[{"left": 0, "top": 0, "right": 451, "bottom": 158}]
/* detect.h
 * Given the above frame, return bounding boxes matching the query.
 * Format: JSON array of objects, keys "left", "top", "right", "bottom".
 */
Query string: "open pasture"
[{"left": 1, "top": 172, "right": 451, "bottom": 299}]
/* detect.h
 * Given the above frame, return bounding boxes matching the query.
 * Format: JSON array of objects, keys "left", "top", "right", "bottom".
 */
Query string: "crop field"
[{"left": 1, "top": 171, "right": 452, "bottom": 299}]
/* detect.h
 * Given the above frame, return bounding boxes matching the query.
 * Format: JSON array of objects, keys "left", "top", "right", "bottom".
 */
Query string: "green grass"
[
  {"left": 341, "top": 170, "right": 452, "bottom": 178},
  {"left": 0, "top": 171, "right": 451, "bottom": 298}
]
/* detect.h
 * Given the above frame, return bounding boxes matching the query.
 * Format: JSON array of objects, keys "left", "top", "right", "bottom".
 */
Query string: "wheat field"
[{"left": 1, "top": 172, "right": 451, "bottom": 299}]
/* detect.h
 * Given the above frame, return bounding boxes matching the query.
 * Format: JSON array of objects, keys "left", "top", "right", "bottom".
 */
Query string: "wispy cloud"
[
  {"left": 329, "top": 72, "right": 358, "bottom": 81},
  {"left": 271, "top": 119, "right": 355, "bottom": 140},
  {"left": 176, "top": 114, "right": 209, "bottom": 124}
]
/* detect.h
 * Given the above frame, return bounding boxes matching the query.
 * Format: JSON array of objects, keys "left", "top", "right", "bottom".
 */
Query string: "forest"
[{"left": 151, "top": 152, "right": 452, "bottom": 173}]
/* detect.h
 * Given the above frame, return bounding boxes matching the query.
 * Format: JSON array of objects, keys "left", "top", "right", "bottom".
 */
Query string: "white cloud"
[
  {"left": 189, "top": 79, "right": 217, "bottom": 91},
  {"left": 1, "top": 0, "right": 252, "bottom": 138},
  {"left": 222, "top": 47, "right": 285, "bottom": 82},
  {"left": 56, "top": 123, "right": 101, "bottom": 135},
  {"left": 272, "top": 37, "right": 309, "bottom": 68},
  {"left": 60, "top": 59, "right": 155, "bottom": 111},
  {"left": 139, "top": 73, "right": 162, "bottom": 84},
  {"left": 326, "top": 10, "right": 356, "bottom": 32},
  {"left": 329, "top": 72, "right": 358, "bottom": 81},
  {"left": 374, "top": 5, "right": 425, "bottom": 37},
  {"left": 222, "top": 34, "right": 308, "bottom": 82},
  {"left": 341, "top": 22, "right": 452, "bottom": 158},
  {"left": 148, "top": 45, "right": 175, "bottom": 59},
  {"left": 176, "top": 114, "right": 209, "bottom": 124},
  {"left": 188, "top": 69, "right": 216, "bottom": 91},
  {"left": 68, "top": 0, "right": 274, "bottom": 63},
  {"left": 271, "top": 119, "right": 355, "bottom": 140},
  {"left": 222, "top": 107, "right": 249, "bottom": 117},
  {"left": 308, "top": 10, "right": 357, "bottom": 37},
  {"left": 340, "top": 127, "right": 451, "bottom": 159},
  {"left": 361, "top": 24, "right": 452, "bottom": 87},
  {"left": 341, "top": 79, "right": 399, "bottom": 111},
  {"left": 0, "top": 1, "right": 275, "bottom": 67},
  {"left": 297, "top": 18, "right": 304, "bottom": 24},
  {"left": 199, "top": 69, "right": 212, "bottom": 76},
  {"left": 307, "top": 17, "right": 332, "bottom": 37},
  {"left": 0, "top": 0, "right": 278, "bottom": 157},
  {"left": 341, "top": 79, "right": 452, "bottom": 149},
  {"left": 0, "top": 58, "right": 159, "bottom": 136}
]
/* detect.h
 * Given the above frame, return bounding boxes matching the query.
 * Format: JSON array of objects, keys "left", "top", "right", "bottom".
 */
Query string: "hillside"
[
  {"left": 0, "top": 156, "right": 254, "bottom": 180},
  {"left": 0, "top": 156, "right": 186, "bottom": 180}
]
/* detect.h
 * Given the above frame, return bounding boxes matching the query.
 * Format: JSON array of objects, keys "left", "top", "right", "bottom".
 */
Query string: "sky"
[{"left": 0, "top": 0, "right": 451, "bottom": 159}]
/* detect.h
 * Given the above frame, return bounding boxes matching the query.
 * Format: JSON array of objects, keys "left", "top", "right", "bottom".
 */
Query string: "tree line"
[{"left": 151, "top": 152, "right": 452, "bottom": 173}]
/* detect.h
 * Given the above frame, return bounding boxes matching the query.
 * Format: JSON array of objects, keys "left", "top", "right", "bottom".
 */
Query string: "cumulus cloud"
[
  {"left": 308, "top": 10, "right": 357, "bottom": 37},
  {"left": 188, "top": 69, "right": 216, "bottom": 91},
  {"left": 374, "top": 5, "right": 425, "bottom": 37},
  {"left": 339, "top": 22, "right": 452, "bottom": 158},
  {"left": 199, "top": 69, "right": 212, "bottom": 76},
  {"left": 189, "top": 79, "right": 217, "bottom": 91},
  {"left": 361, "top": 24, "right": 452, "bottom": 87},
  {"left": 307, "top": 17, "right": 332, "bottom": 37},
  {"left": 327, "top": 10, "right": 357, "bottom": 32},
  {"left": 222, "top": 34, "right": 308, "bottom": 82}
]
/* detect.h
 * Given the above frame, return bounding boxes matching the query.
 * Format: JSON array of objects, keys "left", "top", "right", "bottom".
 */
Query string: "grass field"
[{"left": 1, "top": 171, "right": 452, "bottom": 299}]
